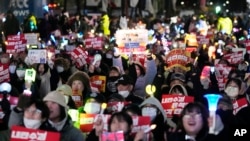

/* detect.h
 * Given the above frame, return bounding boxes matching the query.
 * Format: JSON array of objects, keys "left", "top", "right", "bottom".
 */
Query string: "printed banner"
[
  {"left": 161, "top": 95, "right": 194, "bottom": 118},
  {"left": 196, "top": 35, "right": 209, "bottom": 46},
  {"left": 27, "top": 49, "right": 47, "bottom": 64},
  {"left": 72, "top": 90, "right": 83, "bottom": 108},
  {"left": 11, "top": 126, "right": 60, "bottom": 141},
  {"left": 215, "top": 64, "right": 232, "bottom": 91},
  {"left": 24, "top": 69, "right": 36, "bottom": 82},
  {"left": 101, "top": 131, "right": 124, "bottom": 141},
  {"left": 24, "top": 33, "right": 39, "bottom": 45},
  {"left": 223, "top": 51, "right": 243, "bottom": 64},
  {"left": 233, "top": 98, "right": 248, "bottom": 115},
  {"left": 84, "top": 36, "right": 104, "bottom": 50},
  {"left": 0, "top": 64, "right": 10, "bottom": 83},
  {"left": 71, "top": 46, "right": 88, "bottom": 68},
  {"left": 90, "top": 75, "right": 106, "bottom": 93},
  {"left": 115, "top": 29, "right": 148, "bottom": 54},
  {"left": 165, "top": 49, "right": 190, "bottom": 71},
  {"left": 6, "top": 34, "right": 27, "bottom": 53}
]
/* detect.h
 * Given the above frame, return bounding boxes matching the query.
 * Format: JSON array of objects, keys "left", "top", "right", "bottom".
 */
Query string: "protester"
[{"left": 43, "top": 91, "right": 85, "bottom": 141}]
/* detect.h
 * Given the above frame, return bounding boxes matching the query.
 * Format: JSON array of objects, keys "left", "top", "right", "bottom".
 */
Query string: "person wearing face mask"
[
  {"left": 80, "top": 92, "right": 106, "bottom": 114},
  {"left": 224, "top": 78, "right": 246, "bottom": 102},
  {"left": 4, "top": 99, "right": 56, "bottom": 141},
  {"left": 105, "top": 66, "right": 121, "bottom": 98},
  {"left": 140, "top": 96, "right": 176, "bottom": 141},
  {"left": 0, "top": 53, "right": 10, "bottom": 64},
  {"left": 116, "top": 74, "right": 143, "bottom": 105},
  {"left": 50, "top": 57, "right": 71, "bottom": 91}
]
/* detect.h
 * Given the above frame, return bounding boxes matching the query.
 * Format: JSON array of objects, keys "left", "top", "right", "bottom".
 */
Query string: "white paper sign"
[{"left": 28, "top": 49, "right": 47, "bottom": 64}]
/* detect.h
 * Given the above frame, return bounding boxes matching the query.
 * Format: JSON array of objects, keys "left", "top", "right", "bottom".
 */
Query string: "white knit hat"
[
  {"left": 56, "top": 84, "right": 72, "bottom": 96},
  {"left": 43, "top": 91, "right": 68, "bottom": 108}
]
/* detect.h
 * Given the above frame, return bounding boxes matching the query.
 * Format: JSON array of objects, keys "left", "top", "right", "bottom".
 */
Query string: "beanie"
[
  {"left": 56, "top": 84, "right": 72, "bottom": 96},
  {"left": 43, "top": 91, "right": 68, "bottom": 108}
]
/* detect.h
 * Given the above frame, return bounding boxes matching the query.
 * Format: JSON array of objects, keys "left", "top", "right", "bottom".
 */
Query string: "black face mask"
[{"left": 108, "top": 76, "right": 120, "bottom": 82}]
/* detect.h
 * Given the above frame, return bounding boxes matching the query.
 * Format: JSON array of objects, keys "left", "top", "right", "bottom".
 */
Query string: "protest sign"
[
  {"left": 11, "top": 126, "right": 60, "bottom": 141},
  {"left": 161, "top": 95, "right": 194, "bottom": 118},
  {"left": 233, "top": 98, "right": 248, "bottom": 115},
  {"left": 0, "top": 64, "right": 10, "bottom": 83},
  {"left": 165, "top": 49, "right": 190, "bottom": 71},
  {"left": 90, "top": 75, "right": 107, "bottom": 93},
  {"left": 28, "top": 49, "right": 47, "bottom": 64},
  {"left": 6, "top": 34, "right": 27, "bottom": 53},
  {"left": 115, "top": 29, "right": 148, "bottom": 54}
]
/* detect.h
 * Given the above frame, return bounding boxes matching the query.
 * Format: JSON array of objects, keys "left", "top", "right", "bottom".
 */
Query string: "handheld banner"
[
  {"left": 101, "top": 131, "right": 124, "bottom": 141},
  {"left": 72, "top": 90, "right": 83, "bottom": 108},
  {"left": 165, "top": 49, "right": 191, "bottom": 71},
  {"left": 6, "top": 35, "right": 27, "bottom": 53},
  {"left": 233, "top": 98, "right": 248, "bottom": 115},
  {"left": 28, "top": 49, "right": 47, "bottom": 64},
  {"left": 71, "top": 46, "right": 88, "bottom": 68},
  {"left": 84, "top": 36, "right": 104, "bottom": 50},
  {"left": 0, "top": 64, "right": 10, "bottom": 83},
  {"left": 90, "top": 75, "right": 107, "bottom": 93},
  {"left": 24, "top": 69, "right": 36, "bottom": 82},
  {"left": 11, "top": 126, "right": 60, "bottom": 141},
  {"left": 161, "top": 95, "right": 194, "bottom": 118}
]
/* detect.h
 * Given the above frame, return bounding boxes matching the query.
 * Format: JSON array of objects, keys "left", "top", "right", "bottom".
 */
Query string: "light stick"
[
  {"left": 204, "top": 94, "right": 222, "bottom": 134},
  {"left": 100, "top": 103, "right": 107, "bottom": 114},
  {"left": 144, "top": 124, "right": 157, "bottom": 133}
]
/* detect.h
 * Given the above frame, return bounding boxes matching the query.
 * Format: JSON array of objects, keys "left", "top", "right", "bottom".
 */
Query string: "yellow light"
[
  {"left": 145, "top": 84, "right": 156, "bottom": 96},
  {"left": 101, "top": 103, "right": 107, "bottom": 109}
]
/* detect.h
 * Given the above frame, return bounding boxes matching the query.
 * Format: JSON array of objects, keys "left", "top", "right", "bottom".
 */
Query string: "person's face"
[
  {"left": 24, "top": 104, "right": 42, "bottom": 120},
  {"left": 45, "top": 101, "right": 61, "bottom": 121},
  {"left": 38, "top": 64, "right": 45, "bottom": 74},
  {"left": 72, "top": 80, "right": 84, "bottom": 92},
  {"left": 182, "top": 111, "right": 203, "bottom": 136},
  {"left": 109, "top": 70, "right": 119, "bottom": 77},
  {"left": 110, "top": 117, "right": 130, "bottom": 133},
  {"left": 117, "top": 84, "right": 131, "bottom": 92}
]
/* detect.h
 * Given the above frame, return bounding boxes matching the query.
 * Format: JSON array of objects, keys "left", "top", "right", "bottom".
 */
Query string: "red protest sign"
[
  {"left": 79, "top": 114, "right": 110, "bottom": 133},
  {"left": 131, "top": 116, "right": 151, "bottom": 133},
  {"left": 72, "top": 90, "right": 83, "bottom": 108},
  {"left": 84, "top": 36, "right": 104, "bottom": 50},
  {"left": 90, "top": 75, "right": 106, "bottom": 93},
  {"left": 161, "top": 95, "right": 194, "bottom": 118},
  {"left": 223, "top": 51, "right": 243, "bottom": 64},
  {"left": 165, "top": 49, "right": 190, "bottom": 71},
  {"left": 11, "top": 126, "right": 60, "bottom": 141},
  {"left": 233, "top": 98, "right": 248, "bottom": 115},
  {"left": 101, "top": 131, "right": 124, "bottom": 141},
  {"left": 244, "top": 40, "right": 250, "bottom": 53},
  {"left": 0, "top": 64, "right": 10, "bottom": 83},
  {"left": 215, "top": 64, "right": 232, "bottom": 91},
  {"left": 71, "top": 46, "right": 88, "bottom": 68},
  {"left": 6, "top": 34, "right": 27, "bottom": 53},
  {"left": 196, "top": 35, "right": 209, "bottom": 46}
]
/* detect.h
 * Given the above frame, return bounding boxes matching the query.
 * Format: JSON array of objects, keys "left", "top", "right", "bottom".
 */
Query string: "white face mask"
[
  {"left": 16, "top": 70, "right": 26, "bottom": 78},
  {"left": 200, "top": 78, "right": 210, "bottom": 89},
  {"left": 238, "top": 64, "right": 247, "bottom": 71},
  {"left": 118, "top": 90, "right": 129, "bottom": 98},
  {"left": 56, "top": 66, "right": 64, "bottom": 73},
  {"left": 9, "top": 65, "right": 17, "bottom": 74},
  {"left": 84, "top": 102, "right": 101, "bottom": 114},
  {"left": 64, "top": 95, "right": 69, "bottom": 104},
  {"left": 142, "top": 107, "right": 157, "bottom": 121},
  {"left": 23, "top": 118, "right": 42, "bottom": 129},
  {"left": 225, "top": 86, "right": 239, "bottom": 98},
  {"left": 106, "top": 54, "right": 113, "bottom": 59}
]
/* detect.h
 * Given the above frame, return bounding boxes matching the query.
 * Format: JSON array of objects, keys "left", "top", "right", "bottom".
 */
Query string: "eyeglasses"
[{"left": 25, "top": 108, "right": 42, "bottom": 115}]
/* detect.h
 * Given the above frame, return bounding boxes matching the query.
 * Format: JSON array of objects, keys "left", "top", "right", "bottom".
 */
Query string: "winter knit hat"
[
  {"left": 43, "top": 91, "right": 68, "bottom": 108},
  {"left": 56, "top": 84, "right": 73, "bottom": 96},
  {"left": 140, "top": 96, "right": 176, "bottom": 128}
]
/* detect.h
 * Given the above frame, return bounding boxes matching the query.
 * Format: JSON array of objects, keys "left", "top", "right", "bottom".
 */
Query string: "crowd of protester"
[{"left": 1, "top": 7, "right": 250, "bottom": 141}]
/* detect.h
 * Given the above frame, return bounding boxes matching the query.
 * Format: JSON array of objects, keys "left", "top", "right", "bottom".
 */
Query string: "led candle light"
[
  {"left": 145, "top": 84, "right": 156, "bottom": 97},
  {"left": 144, "top": 124, "right": 157, "bottom": 133},
  {"left": 92, "top": 54, "right": 102, "bottom": 66},
  {"left": 100, "top": 103, "right": 107, "bottom": 114},
  {"left": 204, "top": 94, "right": 222, "bottom": 134}
]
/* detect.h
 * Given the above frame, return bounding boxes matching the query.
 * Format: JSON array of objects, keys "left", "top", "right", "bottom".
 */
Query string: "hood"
[{"left": 140, "top": 96, "right": 176, "bottom": 128}]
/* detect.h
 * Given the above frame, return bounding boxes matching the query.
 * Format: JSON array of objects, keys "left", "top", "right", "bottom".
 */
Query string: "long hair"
[{"left": 178, "top": 102, "right": 209, "bottom": 140}]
